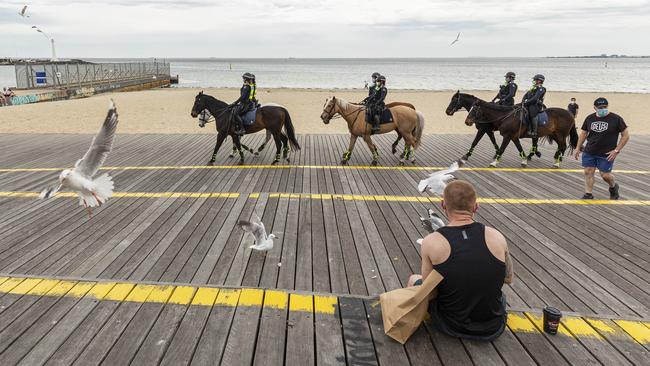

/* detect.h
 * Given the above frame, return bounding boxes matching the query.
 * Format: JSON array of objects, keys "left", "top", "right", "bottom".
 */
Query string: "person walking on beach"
[
  {"left": 408, "top": 180, "right": 513, "bottom": 341},
  {"left": 366, "top": 75, "right": 387, "bottom": 134},
  {"left": 230, "top": 72, "right": 257, "bottom": 135},
  {"left": 3, "top": 88, "right": 14, "bottom": 106},
  {"left": 568, "top": 97, "right": 579, "bottom": 118},
  {"left": 522, "top": 74, "right": 546, "bottom": 138},
  {"left": 361, "top": 72, "right": 381, "bottom": 105},
  {"left": 574, "top": 97, "right": 629, "bottom": 200},
  {"left": 492, "top": 72, "right": 518, "bottom": 106}
]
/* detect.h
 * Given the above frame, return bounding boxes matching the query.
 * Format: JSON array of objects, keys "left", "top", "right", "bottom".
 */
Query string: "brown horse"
[
  {"left": 190, "top": 92, "right": 300, "bottom": 165},
  {"left": 321, "top": 96, "right": 424, "bottom": 165},
  {"left": 465, "top": 100, "right": 578, "bottom": 168}
]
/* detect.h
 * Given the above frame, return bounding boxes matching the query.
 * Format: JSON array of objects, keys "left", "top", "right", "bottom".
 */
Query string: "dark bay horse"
[
  {"left": 190, "top": 92, "right": 300, "bottom": 165},
  {"left": 465, "top": 100, "right": 578, "bottom": 168},
  {"left": 445, "top": 91, "right": 501, "bottom": 161},
  {"left": 199, "top": 109, "right": 273, "bottom": 157}
]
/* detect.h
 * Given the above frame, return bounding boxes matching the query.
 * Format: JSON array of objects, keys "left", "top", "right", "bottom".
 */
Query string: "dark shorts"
[
  {"left": 582, "top": 152, "right": 614, "bottom": 173},
  {"left": 413, "top": 278, "right": 507, "bottom": 342}
]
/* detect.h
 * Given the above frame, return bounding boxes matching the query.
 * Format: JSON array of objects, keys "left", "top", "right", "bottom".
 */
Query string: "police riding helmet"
[
  {"left": 505, "top": 71, "right": 516, "bottom": 79},
  {"left": 242, "top": 72, "right": 254, "bottom": 81},
  {"left": 377, "top": 75, "right": 386, "bottom": 84},
  {"left": 371, "top": 72, "right": 380, "bottom": 80},
  {"left": 533, "top": 74, "right": 545, "bottom": 83}
]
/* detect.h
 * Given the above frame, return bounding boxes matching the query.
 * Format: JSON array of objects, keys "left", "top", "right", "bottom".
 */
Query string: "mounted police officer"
[
  {"left": 366, "top": 75, "right": 387, "bottom": 134},
  {"left": 492, "top": 72, "right": 517, "bottom": 106},
  {"left": 522, "top": 74, "right": 546, "bottom": 138},
  {"left": 230, "top": 72, "right": 257, "bottom": 135},
  {"left": 361, "top": 72, "right": 381, "bottom": 105}
]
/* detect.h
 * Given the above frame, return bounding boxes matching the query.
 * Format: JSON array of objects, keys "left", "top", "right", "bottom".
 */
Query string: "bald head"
[{"left": 443, "top": 180, "right": 477, "bottom": 213}]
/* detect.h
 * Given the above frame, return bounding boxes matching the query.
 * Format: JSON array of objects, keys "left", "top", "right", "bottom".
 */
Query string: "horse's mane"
[
  {"left": 478, "top": 101, "right": 517, "bottom": 111},
  {"left": 202, "top": 94, "right": 229, "bottom": 109}
]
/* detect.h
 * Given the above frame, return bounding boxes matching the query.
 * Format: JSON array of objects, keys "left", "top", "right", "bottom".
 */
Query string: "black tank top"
[{"left": 432, "top": 222, "right": 506, "bottom": 336}]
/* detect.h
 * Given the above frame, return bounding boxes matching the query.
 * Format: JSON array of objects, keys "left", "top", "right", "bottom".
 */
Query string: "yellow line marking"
[
  {"left": 214, "top": 289, "right": 241, "bottom": 307},
  {"left": 289, "top": 294, "right": 313, "bottom": 313},
  {"left": 0, "top": 275, "right": 648, "bottom": 344},
  {"left": 168, "top": 286, "right": 196, "bottom": 305},
  {"left": 2, "top": 191, "right": 647, "bottom": 206},
  {"left": 314, "top": 296, "right": 338, "bottom": 315},
  {"left": 615, "top": 320, "right": 650, "bottom": 344},
  {"left": 264, "top": 290, "right": 288, "bottom": 310},
  {"left": 1, "top": 165, "right": 647, "bottom": 174}
]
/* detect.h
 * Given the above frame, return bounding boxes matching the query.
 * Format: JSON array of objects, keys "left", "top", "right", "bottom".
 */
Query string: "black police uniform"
[
  {"left": 494, "top": 81, "right": 518, "bottom": 106},
  {"left": 232, "top": 82, "right": 257, "bottom": 134},
  {"left": 367, "top": 85, "right": 387, "bottom": 133},
  {"left": 522, "top": 85, "right": 546, "bottom": 136}
]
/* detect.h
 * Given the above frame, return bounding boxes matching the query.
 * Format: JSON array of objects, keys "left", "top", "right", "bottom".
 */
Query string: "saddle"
[
  {"left": 520, "top": 108, "right": 548, "bottom": 127},
  {"left": 366, "top": 107, "right": 394, "bottom": 125},
  {"left": 241, "top": 108, "right": 257, "bottom": 126}
]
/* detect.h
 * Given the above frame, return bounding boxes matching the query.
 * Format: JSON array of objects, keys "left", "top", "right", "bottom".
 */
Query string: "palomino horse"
[
  {"left": 465, "top": 100, "right": 578, "bottom": 168},
  {"left": 445, "top": 91, "right": 501, "bottom": 161},
  {"left": 321, "top": 96, "right": 424, "bottom": 165},
  {"left": 190, "top": 92, "right": 300, "bottom": 165},
  {"left": 199, "top": 109, "right": 273, "bottom": 157}
]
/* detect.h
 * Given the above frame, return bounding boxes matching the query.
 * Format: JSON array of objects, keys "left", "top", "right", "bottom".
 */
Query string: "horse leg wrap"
[
  {"left": 283, "top": 146, "right": 290, "bottom": 156},
  {"left": 373, "top": 150, "right": 380, "bottom": 160},
  {"left": 342, "top": 150, "right": 351, "bottom": 161},
  {"left": 211, "top": 153, "right": 217, "bottom": 161},
  {"left": 519, "top": 151, "right": 527, "bottom": 159},
  {"left": 495, "top": 154, "right": 502, "bottom": 162},
  {"left": 274, "top": 153, "right": 281, "bottom": 162},
  {"left": 493, "top": 144, "right": 500, "bottom": 152},
  {"left": 466, "top": 147, "right": 474, "bottom": 157}
]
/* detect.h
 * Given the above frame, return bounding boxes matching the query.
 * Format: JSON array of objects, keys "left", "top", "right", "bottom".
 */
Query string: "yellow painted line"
[
  {"left": 0, "top": 275, "right": 647, "bottom": 344},
  {"left": 507, "top": 313, "right": 538, "bottom": 333},
  {"left": 314, "top": 296, "right": 338, "bottom": 315},
  {"left": 615, "top": 320, "right": 650, "bottom": 345},
  {"left": 562, "top": 316, "right": 603, "bottom": 339},
  {"left": 1, "top": 165, "right": 648, "bottom": 174},
  {"left": 168, "top": 286, "right": 196, "bottom": 305},
  {"left": 264, "top": 290, "right": 288, "bottom": 310},
  {"left": 289, "top": 294, "right": 313, "bottom": 313},
  {"left": 238, "top": 288, "right": 264, "bottom": 307},
  {"left": 3, "top": 190, "right": 647, "bottom": 206},
  {"left": 191, "top": 287, "right": 220, "bottom": 306},
  {"left": 214, "top": 289, "right": 241, "bottom": 307}
]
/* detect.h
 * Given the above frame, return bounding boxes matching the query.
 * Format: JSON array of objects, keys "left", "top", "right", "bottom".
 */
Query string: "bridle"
[{"left": 323, "top": 97, "right": 366, "bottom": 122}]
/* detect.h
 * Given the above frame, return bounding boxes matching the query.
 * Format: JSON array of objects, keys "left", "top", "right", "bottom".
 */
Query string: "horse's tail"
[
  {"left": 413, "top": 111, "right": 425, "bottom": 149},
  {"left": 282, "top": 108, "right": 301, "bottom": 151},
  {"left": 568, "top": 123, "right": 579, "bottom": 152}
]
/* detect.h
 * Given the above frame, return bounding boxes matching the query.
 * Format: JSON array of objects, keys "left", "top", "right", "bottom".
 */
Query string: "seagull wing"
[
  {"left": 418, "top": 161, "right": 460, "bottom": 193},
  {"left": 39, "top": 184, "right": 62, "bottom": 199},
  {"left": 74, "top": 100, "right": 118, "bottom": 178},
  {"left": 20, "top": 5, "right": 27, "bottom": 16},
  {"left": 239, "top": 212, "right": 267, "bottom": 244}
]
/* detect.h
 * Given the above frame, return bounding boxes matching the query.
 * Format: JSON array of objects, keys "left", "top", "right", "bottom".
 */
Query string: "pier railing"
[{"left": 14, "top": 61, "right": 171, "bottom": 89}]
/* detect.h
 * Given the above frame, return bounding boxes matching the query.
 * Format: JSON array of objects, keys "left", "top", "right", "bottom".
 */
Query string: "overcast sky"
[{"left": 1, "top": 0, "right": 649, "bottom": 58}]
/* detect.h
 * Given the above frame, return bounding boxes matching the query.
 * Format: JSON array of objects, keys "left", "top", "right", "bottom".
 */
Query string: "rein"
[{"left": 471, "top": 104, "right": 520, "bottom": 124}]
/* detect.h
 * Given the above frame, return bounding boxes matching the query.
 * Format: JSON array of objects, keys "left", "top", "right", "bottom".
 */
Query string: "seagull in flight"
[
  {"left": 39, "top": 100, "right": 118, "bottom": 217},
  {"left": 238, "top": 213, "right": 276, "bottom": 252},
  {"left": 418, "top": 160, "right": 460, "bottom": 195},
  {"left": 450, "top": 32, "right": 461, "bottom": 46},
  {"left": 19, "top": 5, "right": 30, "bottom": 17}
]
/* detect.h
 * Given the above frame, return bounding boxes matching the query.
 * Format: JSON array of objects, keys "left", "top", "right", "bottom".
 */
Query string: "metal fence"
[{"left": 14, "top": 61, "right": 170, "bottom": 89}]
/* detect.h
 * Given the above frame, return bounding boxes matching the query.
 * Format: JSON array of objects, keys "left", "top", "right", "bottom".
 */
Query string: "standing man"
[
  {"left": 408, "top": 180, "right": 513, "bottom": 341},
  {"left": 574, "top": 97, "right": 629, "bottom": 200},
  {"left": 522, "top": 74, "right": 546, "bottom": 138},
  {"left": 568, "top": 97, "right": 579, "bottom": 119},
  {"left": 492, "top": 72, "right": 518, "bottom": 106}
]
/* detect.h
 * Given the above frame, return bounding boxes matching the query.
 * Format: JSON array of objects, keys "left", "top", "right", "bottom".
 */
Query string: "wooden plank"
[
  {"left": 252, "top": 290, "right": 288, "bottom": 366},
  {"left": 339, "top": 297, "right": 378, "bottom": 365},
  {"left": 191, "top": 289, "right": 241, "bottom": 365},
  {"left": 285, "top": 293, "right": 315, "bottom": 365},
  {"left": 363, "top": 298, "right": 413, "bottom": 365},
  {"left": 314, "top": 295, "right": 346, "bottom": 366},
  {"left": 219, "top": 289, "right": 264, "bottom": 365}
]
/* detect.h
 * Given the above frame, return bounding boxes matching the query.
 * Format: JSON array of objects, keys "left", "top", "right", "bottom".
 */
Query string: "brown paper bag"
[{"left": 379, "top": 270, "right": 444, "bottom": 344}]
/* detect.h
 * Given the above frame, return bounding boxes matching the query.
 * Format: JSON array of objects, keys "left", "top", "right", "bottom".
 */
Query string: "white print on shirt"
[{"left": 590, "top": 121, "right": 608, "bottom": 133}]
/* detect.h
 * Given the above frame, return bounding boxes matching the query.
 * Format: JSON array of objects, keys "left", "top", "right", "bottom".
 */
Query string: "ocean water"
[{"left": 2, "top": 57, "right": 649, "bottom": 93}]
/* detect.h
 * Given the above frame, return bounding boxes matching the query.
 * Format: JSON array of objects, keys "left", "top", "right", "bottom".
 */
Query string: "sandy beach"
[{"left": 1, "top": 88, "right": 648, "bottom": 134}]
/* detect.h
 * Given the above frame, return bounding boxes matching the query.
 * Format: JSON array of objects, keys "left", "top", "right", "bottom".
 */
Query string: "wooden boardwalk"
[{"left": 0, "top": 133, "right": 648, "bottom": 365}]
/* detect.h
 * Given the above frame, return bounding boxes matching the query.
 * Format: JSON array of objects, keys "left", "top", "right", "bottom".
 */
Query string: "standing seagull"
[
  {"left": 39, "top": 100, "right": 118, "bottom": 217},
  {"left": 19, "top": 5, "right": 30, "bottom": 17},
  {"left": 238, "top": 213, "right": 276, "bottom": 252},
  {"left": 450, "top": 32, "right": 461, "bottom": 46},
  {"left": 418, "top": 160, "right": 460, "bottom": 195}
]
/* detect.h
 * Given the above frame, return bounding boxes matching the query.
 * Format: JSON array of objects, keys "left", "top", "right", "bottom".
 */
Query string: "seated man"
[{"left": 408, "top": 180, "right": 513, "bottom": 341}]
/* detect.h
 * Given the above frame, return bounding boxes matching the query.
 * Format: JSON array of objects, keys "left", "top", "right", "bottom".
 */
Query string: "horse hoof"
[
  {"left": 399, "top": 161, "right": 405, "bottom": 166},
  {"left": 340, "top": 160, "right": 348, "bottom": 165},
  {"left": 372, "top": 160, "right": 379, "bottom": 166},
  {"left": 553, "top": 163, "right": 560, "bottom": 169},
  {"left": 272, "top": 160, "right": 279, "bottom": 165},
  {"left": 489, "top": 162, "right": 497, "bottom": 168},
  {"left": 207, "top": 161, "right": 215, "bottom": 166},
  {"left": 238, "top": 161, "right": 244, "bottom": 166},
  {"left": 535, "top": 151, "right": 542, "bottom": 158},
  {"left": 286, "top": 158, "right": 291, "bottom": 163},
  {"left": 520, "top": 161, "right": 528, "bottom": 167},
  {"left": 411, "top": 159, "right": 416, "bottom": 165},
  {"left": 391, "top": 148, "right": 397, "bottom": 155},
  {"left": 253, "top": 152, "right": 260, "bottom": 156},
  {"left": 228, "top": 154, "right": 234, "bottom": 158},
  {"left": 461, "top": 154, "right": 470, "bottom": 161}
]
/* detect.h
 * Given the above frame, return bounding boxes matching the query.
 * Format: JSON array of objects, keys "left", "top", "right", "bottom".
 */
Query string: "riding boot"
[
  {"left": 372, "top": 115, "right": 381, "bottom": 134},
  {"left": 234, "top": 115, "right": 245, "bottom": 135},
  {"left": 528, "top": 118, "right": 538, "bottom": 138}
]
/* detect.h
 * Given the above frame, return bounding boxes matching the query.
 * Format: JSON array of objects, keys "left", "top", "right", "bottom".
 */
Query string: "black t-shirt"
[
  {"left": 568, "top": 103, "right": 579, "bottom": 116},
  {"left": 581, "top": 112, "right": 627, "bottom": 156}
]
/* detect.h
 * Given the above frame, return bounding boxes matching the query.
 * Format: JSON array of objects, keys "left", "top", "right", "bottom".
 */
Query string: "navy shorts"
[{"left": 582, "top": 152, "right": 614, "bottom": 173}]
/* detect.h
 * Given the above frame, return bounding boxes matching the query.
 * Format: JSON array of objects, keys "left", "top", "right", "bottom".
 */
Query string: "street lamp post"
[{"left": 31, "top": 26, "right": 58, "bottom": 61}]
